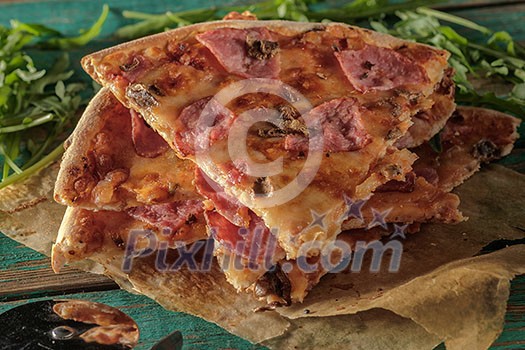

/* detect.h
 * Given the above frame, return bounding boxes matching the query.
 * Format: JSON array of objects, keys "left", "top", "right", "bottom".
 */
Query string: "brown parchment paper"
[{"left": 0, "top": 162, "right": 523, "bottom": 349}]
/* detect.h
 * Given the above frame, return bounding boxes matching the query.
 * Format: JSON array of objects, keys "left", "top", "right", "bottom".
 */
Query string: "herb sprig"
[
  {"left": 0, "top": 5, "right": 108, "bottom": 189},
  {"left": 116, "top": 1, "right": 524, "bottom": 117},
  {"left": 116, "top": 0, "right": 441, "bottom": 39}
]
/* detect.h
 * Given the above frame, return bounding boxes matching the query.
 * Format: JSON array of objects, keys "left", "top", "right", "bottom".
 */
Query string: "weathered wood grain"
[{"left": 0, "top": 235, "right": 116, "bottom": 301}]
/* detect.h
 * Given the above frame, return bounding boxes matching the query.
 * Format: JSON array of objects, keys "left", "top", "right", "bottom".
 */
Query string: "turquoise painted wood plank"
[{"left": 0, "top": 234, "right": 116, "bottom": 301}]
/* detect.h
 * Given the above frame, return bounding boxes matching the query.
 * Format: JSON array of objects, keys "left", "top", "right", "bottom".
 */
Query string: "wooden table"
[{"left": 0, "top": 0, "right": 524, "bottom": 349}]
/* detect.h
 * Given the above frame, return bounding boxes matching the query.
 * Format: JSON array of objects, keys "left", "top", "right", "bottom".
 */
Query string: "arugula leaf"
[
  {"left": 116, "top": 8, "right": 216, "bottom": 39},
  {"left": 42, "top": 4, "right": 109, "bottom": 49},
  {"left": 116, "top": 0, "right": 443, "bottom": 39},
  {"left": 0, "top": 7, "right": 108, "bottom": 189}
]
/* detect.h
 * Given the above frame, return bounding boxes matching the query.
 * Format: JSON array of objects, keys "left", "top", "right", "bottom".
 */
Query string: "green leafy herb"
[
  {"left": 116, "top": 0, "right": 442, "bottom": 39},
  {"left": 428, "top": 131, "right": 442, "bottom": 153},
  {"left": 0, "top": 7, "right": 108, "bottom": 189}
]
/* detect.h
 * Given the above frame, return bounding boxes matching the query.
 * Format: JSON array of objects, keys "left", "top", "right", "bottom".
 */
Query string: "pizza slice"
[
  {"left": 54, "top": 88, "right": 198, "bottom": 210},
  {"left": 342, "top": 106, "right": 520, "bottom": 230},
  {"left": 53, "top": 88, "right": 208, "bottom": 271},
  {"left": 81, "top": 19, "right": 453, "bottom": 259},
  {"left": 413, "top": 106, "right": 520, "bottom": 191},
  {"left": 203, "top": 106, "right": 520, "bottom": 305},
  {"left": 51, "top": 205, "right": 208, "bottom": 272}
]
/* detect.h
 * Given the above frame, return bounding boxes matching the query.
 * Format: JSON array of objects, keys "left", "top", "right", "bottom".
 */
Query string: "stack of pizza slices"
[{"left": 52, "top": 16, "right": 520, "bottom": 307}]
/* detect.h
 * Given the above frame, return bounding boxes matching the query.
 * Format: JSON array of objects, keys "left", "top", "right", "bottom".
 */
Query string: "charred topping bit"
[
  {"left": 332, "top": 38, "right": 349, "bottom": 52},
  {"left": 148, "top": 84, "right": 165, "bottom": 96},
  {"left": 278, "top": 104, "right": 298, "bottom": 120},
  {"left": 126, "top": 83, "right": 158, "bottom": 108},
  {"left": 246, "top": 35, "right": 279, "bottom": 60},
  {"left": 111, "top": 233, "right": 125, "bottom": 248},
  {"left": 257, "top": 105, "right": 308, "bottom": 138},
  {"left": 253, "top": 264, "right": 292, "bottom": 306},
  {"left": 119, "top": 57, "right": 140, "bottom": 72},
  {"left": 316, "top": 72, "right": 328, "bottom": 80},
  {"left": 359, "top": 72, "right": 369, "bottom": 80},
  {"left": 253, "top": 177, "right": 273, "bottom": 196},
  {"left": 362, "top": 60, "right": 375, "bottom": 70},
  {"left": 257, "top": 124, "right": 286, "bottom": 138},
  {"left": 472, "top": 139, "right": 501, "bottom": 162},
  {"left": 185, "top": 214, "right": 197, "bottom": 225},
  {"left": 279, "top": 105, "right": 308, "bottom": 135}
]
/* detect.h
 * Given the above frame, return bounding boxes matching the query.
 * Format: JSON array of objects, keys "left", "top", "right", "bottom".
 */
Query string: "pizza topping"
[
  {"left": 246, "top": 35, "right": 279, "bottom": 60},
  {"left": 472, "top": 139, "right": 501, "bottom": 162},
  {"left": 253, "top": 177, "right": 273, "bottom": 196},
  {"left": 119, "top": 56, "right": 141, "bottom": 72},
  {"left": 194, "top": 169, "right": 250, "bottom": 227},
  {"left": 253, "top": 264, "right": 292, "bottom": 306},
  {"left": 206, "top": 209, "right": 279, "bottom": 263},
  {"left": 92, "top": 169, "right": 129, "bottom": 206},
  {"left": 284, "top": 98, "right": 371, "bottom": 153},
  {"left": 130, "top": 109, "right": 169, "bottom": 158},
  {"left": 127, "top": 200, "right": 204, "bottom": 232},
  {"left": 196, "top": 27, "right": 280, "bottom": 78},
  {"left": 257, "top": 105, "right": 307, "bottom": 138},
  {"left": 175, "top": 97, "right": 235, "bottom": 156},
  {"left": 147, "top": 84, "right": 165, "bottom": 96},
  {"left": 126, "top": 83, "right": 158, "bottom": 108},
  {"left": 334, "top": 45, "right": 429, "bottom": 92}
]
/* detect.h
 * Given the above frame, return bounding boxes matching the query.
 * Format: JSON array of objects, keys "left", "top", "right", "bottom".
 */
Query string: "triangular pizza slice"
[{"left": 82, "top": 19, "right": 454, "bottom": 259}]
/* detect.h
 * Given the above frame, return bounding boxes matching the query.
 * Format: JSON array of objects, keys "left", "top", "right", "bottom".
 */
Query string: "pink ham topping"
[
  {"left": 174, "top": 97, "right": 235, "bottom": 157},
  {"left": 196, "top": 27, "right": 280, "bottom": 78},
  {"left": 130, "top": 109, "right": 169, "bottom": 158},
  {"left": 127, "top": 201, "right": 203, "bottom": 232},
  {"left": 285, "top": 98, "right": 371, "bottom": 153},
  {"left": 335, "top": 45, "right": 429, "bottom": 92},
  {"left": 194, "top": 169, "right": 250, "bottom": 227},
  {"left": 196, "top": 169, "right": 281, "bottom": 264},
  {"left": 205, "top": 210, "right": 281, "bottom": 264}
]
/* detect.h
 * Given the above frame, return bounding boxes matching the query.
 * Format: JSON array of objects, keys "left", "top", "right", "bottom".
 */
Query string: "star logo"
[
  {"left": 309, "top": 209, "right": 328, "bottom": 230},
  {"left": 342, "top": 194, "right": 367, "bottom": 222},
  {"left": 390, "top": 223, "right": 409, "bottom": 240},
  {"left": 367, "top": 208, "right": 392, "bottom": 230}
]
